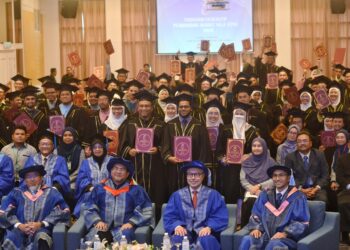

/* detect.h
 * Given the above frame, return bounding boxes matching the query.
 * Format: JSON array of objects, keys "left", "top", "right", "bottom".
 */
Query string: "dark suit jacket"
[{"left": 285, "top": 148, "right": 329, "bottom": 189}]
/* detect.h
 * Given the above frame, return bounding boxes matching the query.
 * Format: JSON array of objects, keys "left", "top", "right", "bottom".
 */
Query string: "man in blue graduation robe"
[
  {"left": 164, "top": 161, "right": 228, "bottom": 250},
  {"left": 83, "top": 157, "right": 153, "bottom": 243},
  {"left": 23, "top": 133, "right": 70, "bottom": 196},
  {"left": 0, "top": 165, "right": 70, "bottom": 249},
  {"left": 239, "top": 165, "right": 310, "bottom": 250},
  {"left": 0, "top": 152, "right": 14, "bottom": 200}
]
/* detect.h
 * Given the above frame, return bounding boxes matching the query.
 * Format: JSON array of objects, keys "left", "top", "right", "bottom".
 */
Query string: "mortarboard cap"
[
  {"left": 111, "top": 98, "right": 126, "bottom": 106},
  {"left": 287, "top": 108, "right": 305, "bottom": 118},
  {"left": 39, "top": 130, "right": 56, "bottom": 142},
  {"left": 236, "top": 72, "right": 249, "bottom": 80},
  {"left": 203, "top": 99, "right": 225, "bottom": 112},
  {"left": 176, "top": 83, "right": 195, "bottom": 93},
  {"left": 115, "top": 68, "right": 129, "bottom": 74},
  {"left": 19, "top": 165, "right": 46, "bottom": 179},
  {"left": 218, "top": 82, "right": 229, "bottom": 89},
  {"left": 21, "top": 85, "right": 40, "bottom": 98},
  {"left": 175, "top": 93, "right": 193, "bottom": 104},
  {"left": 157, "top": 85, "right": 171, "bottom": 94},
  {"left": 334, "top": 64, "right": 345, "bottom": 70},
  {"left": 84, "top": 86, "right": 101, "bottom": 94},
  {"left": 216, "top": 73, "right": 227, "bottom": 80},
  {"left": 110, "top": 89, "right": 125, "bottom": 99},
  {"left": 125, "top": 80, "right": 144, "bottom": 90},
  {"left": 277, "top": 66, "right": 292, "bottom": 75},
  {"left": 133, "top": 90, "right": 157, "bottom": 102},
  {"left": 59, "top": 83, "right": 79, "bottom": 92},
  {"left": 156, "top": 73, "right": 172, "bottom": 82},
  {"left": 203, "top": 87, "right": 224, "bottom": 97},
  {"left": 200, "top": 75, "right": 214, "bottom": 84},
  {"left": 264, "top": 51, "right": 278, "bottom": 56},
  {"left": 186, "top": 51, "right": 197, "bottom": 56},
  {"left": 333, "top": 111, "right": 346, "bottom": 119},
  {"left": 0, "top": 83, "right": 10, "bottom": 92},
  {"left": 249, "top": 73, "right": 259, "bottom": 79},
  {"left": 309, "top": 65, "right": 318, "bottom": 71},
  {"left": 163, "top": 96, "right": 177, "bottom": 105},
  {"left": 62, "top": 77, "right": 81, "bottom": 85},
  {"left": 298, "top": 86, "right": 314, "bottom": 95},
  {"left": 5, "top": 90, "right": 22, "bottom": 100},
  {"left": 322, "top": 111, "right": 335, "bottom": 118},
  {"left": 328, "top": 81, "right": 345, "bottom": 92},
  {"left": 208, "top": 67, "right": 221, "bottom": 75},
  {"left": 279, "top": 80, "right": 295, "bottom": 88},
  {"left": 233, "top": 83, "right": 252, "bottom": 95},
  {"left": 42, "top": 81, "right": 60, "bottom": 90},
  {"left": 232, "top": 101, "right": 252, "bottom": 111},
  {"left": 11, "top": 74, "right": 30, "bottom": 83},
  {"left": 97, "top": 89, "right": 113, "bottom": 100},
  {"left": 311, "top": 75, "right": 332, "bottom": 86},
  {"left": 38, "top": 76, "right": 52, "bottom": 83},
  {"left": 343, "top": 68, "right": 350, "bottom": 76}
]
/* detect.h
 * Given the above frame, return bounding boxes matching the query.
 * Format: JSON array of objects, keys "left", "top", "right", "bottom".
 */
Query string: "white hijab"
[
  {"left": 250, "top": 90, "right": 263, "bottom": 104},
  {"left": 329, "top": 87, "right": 341, "bottom": 108},
  {"left": 104, "top": 106, "right": 127, "bottom": 130},
  {"left": 206, "top": 107, "right": 223, "bottom": 127},
  {"left": 232, "top": 109, "right": 251, "bottom": 141},
  {"left": 324, "top": 118, "right": 334, "bottom": 131},
  {"left": 158, "top": 89, "right": 169, "bottom": 112},
  {"left": 164, "top": 103, "right": 178, "bottom": 123},
  {"left": 300, "top": 92, "right": 313, "bottom": 111}
]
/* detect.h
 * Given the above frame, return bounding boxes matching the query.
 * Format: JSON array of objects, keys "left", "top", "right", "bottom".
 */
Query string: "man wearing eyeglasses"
[
  {"left": 284, "top": 131, "right": 329, "bottom": 203},
  {"left": 163, "top": 160, "right": 228, "bottom": 249},
  {"left": 240, "top": 164, "right": 310, "bottom": 250}
]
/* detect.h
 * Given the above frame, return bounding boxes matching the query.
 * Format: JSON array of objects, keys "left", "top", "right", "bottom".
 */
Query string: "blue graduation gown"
[
  {"left": 239, "top": 186, "right": 310, "bottom": 250},
  {"left": 0, "top": 153, "right": 14, "bottom": 199},
  {"left": 0, "top": 185, "right": 70, "bottom": 249},
  {"left": 24, "top": 153, "right": 70, "bottom": 195},
  {"left": 74, "top": 156, "right": 111, "bottom": 217},
  {"left": 83, "top": 179, "right": 153, "bottom": 242},
  {"left": 164, "top": 186, "right": 228, "bottom": 250}
]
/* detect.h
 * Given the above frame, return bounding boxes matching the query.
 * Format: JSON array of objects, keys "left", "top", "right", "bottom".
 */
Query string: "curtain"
[
  {"left": 59, "top": 0, "right": 106, "bottom": 80},
  {"left": 291, "top": 0, "right": 350, "bottom": 82},
  {"left": 121, "top": 0, "right": 275, "bottom": 78}
]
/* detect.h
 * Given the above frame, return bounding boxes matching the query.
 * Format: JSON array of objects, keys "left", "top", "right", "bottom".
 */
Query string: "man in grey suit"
[{"left": 285, "top": 131, "right": 329, "bottom": 203}]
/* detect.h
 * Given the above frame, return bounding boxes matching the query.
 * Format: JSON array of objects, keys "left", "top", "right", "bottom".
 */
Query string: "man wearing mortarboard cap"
[
  {"left": 332, "top": 64, "right": 345, "bottom": 82},
  {"left": 49, "top": 83, "right": 90, "bottom": 147},
  {"left": 219, "top": 101, "right": 259, "bottom": 204},
  {"left": 19, "top": 86, "right": 49, "bottom": 148},
  {"left": 11, "top": 74, "right": 31, "bottom": 91},
  {"left": 123, "top": 80, "right": 144, "bottom": 114},
  {"left": 37, "top": 81, "right": 60, "bottom": 116},
  {"left": 175, "top": 51, "right": 209, "bottom": 78},
  {"left": 0, "top": 164, "right": 70, "bottom": 250},
  {"left": 153, "top": 85, "right": 171, "bottom": 120},
  {"left": 118, "top": 90, "right": 167, "bottom": 219},
  {"left": 161, "top": 93, "right": 212, "bottom": 195},
  {"left": 114, "top": 68, "right": 129, "bottom": 91},
  {"left": 61, "top": 66, "right": 75, "bottom": 84},
  {"left": 156, "top": 72, "right": 173, "bottom": 90},
  {"left": 83, "top": 86, "right": 100, "bottom": 112}
]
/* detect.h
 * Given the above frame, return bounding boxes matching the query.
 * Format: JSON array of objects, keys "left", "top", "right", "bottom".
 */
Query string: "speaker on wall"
[
  {"left": 61, "top": 0, "right": 79, "bottom": 18},
  {"left": 331, "top": 0, "right": 346, "bottom": 14}
]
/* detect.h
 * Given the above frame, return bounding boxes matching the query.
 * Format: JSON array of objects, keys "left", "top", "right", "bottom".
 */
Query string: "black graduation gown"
[
  {"left": 243, "top": 57, "right": 279, "bottom": 88},
  {"left": 38, "top": 99, "right": 60, "bottom": 117},
  {"left": 22, "top": 109, "right": 49, "bottom": 148},
  {"left": 153, "top": 101, "right": 165, "bottom": 121},
  {"left": 303, "top": 107, "right": 322, "bottom": 137},
  {"left": 49, "top": 105, "right": 89, "bottom": 147},
  {"left": 175, "top": 55, "right": 208, "bottom": 78},
  {"left": 161, "top": 116, "right": 212, "bottom": 195},
  {"left": 0, "top": 115, "right": 10, "bottom": 150},
  {"left": 216, "top": 125, "right": 258, "bottom": 204},
  {"left": 118, "top": 116, "right": 167, "bottom": 216}
]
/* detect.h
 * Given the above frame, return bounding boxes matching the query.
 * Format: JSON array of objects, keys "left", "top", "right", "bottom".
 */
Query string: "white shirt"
[
  {"left": 276, "top": 186, "right": 288, "bottom": 197},
  {"left": 189, "top": 185, "right": 202, "bottom": 199}
]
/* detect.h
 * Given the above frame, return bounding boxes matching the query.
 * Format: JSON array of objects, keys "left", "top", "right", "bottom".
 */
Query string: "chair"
[
  {"left": 152, "top": 203, "right": 236, "bottom": 249},
  {"left": 52, "top": 223, "right": 69, "bottom": 250},
  {"left": 67, "top": 203, "right": 155, "bottom": 250},
  {"left": 233, "top": 200, "right": 340, "bottom": 250}
]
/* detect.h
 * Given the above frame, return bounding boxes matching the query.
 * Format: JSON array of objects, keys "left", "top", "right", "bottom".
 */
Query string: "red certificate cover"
[
  {"left": 93, "top": 66, "right": 105, "bottom": 81},
  {"left": 320, "top": 131, "right": 336, "bottom": 148},
  {"left": 86, "top": 74, "right": 104, "bottom": 90},
  {"left": 299, "top": 58, "right": 311, "bottom": 69},
  {"left": 226, "top": 139, "right": 244, "bottom": 164},
  {"left": 13, "top": 112, "right": 38, "bottom": 135},
  {"left": 73, "top": 93, "right": 85, "bottom": 107},
  {"left": 263, "top": 35, "right": 272, "bottom": 48},
  {"left": 219, "top": 43, "right": 236, "bottom": 61},
  {"left": 284, "top": 86, "right": 301, "bottom": 107},
  {"left": 174, "top": 136, "right": 192, "bottom": 162},
  {"left": 270, "top": 123, "right": 288, "bottom": 144},
  {"left": 314, "top": 44, "right": 327, "bottom": 58},
  {"left": 135, "top": 128, "right": 154, "bottom": 153},
  {"left": 103, "top": 39, "right": 115, "bottom": 55},
  {"left": 242, "top": 38, "right": 252, "bottom": 51},
  {"left": 3, "top": 108, "right": 20, "bottom": 123},
  {"left": 170, "top": 60, "right": 181, "bottom": 75},
  {"left": 68, "top": 51, "right": 81, "bottom": 67},
  {"left": 136, "top": 71, "right": 150, "bottom": 86},
  {"left": 267, "top": 73, "right": 278, "bottom": 89},
  {"left": 201, "top": 40, "right": 210, "bottom": 52},
  {"left": 333, "top": 48, "right": 346, "bottom": 64},
  {"left": 185, "top": 68, "right": 196, "bottom": 83},
  {"left": 49, "top": 115, "right": 65, "bottom": 136},
  {"left": 207, "top": 127, "right": 219, "bottom": 151},
  {"left": 313, "top": 89, "right": 331, "bottom": 108},
  {"left": 104, "top": 130, "right": 119, "bottom": 155}
]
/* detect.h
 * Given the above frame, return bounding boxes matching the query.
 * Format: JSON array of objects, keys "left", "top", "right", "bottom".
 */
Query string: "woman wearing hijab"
[
  {"left": 240, "top": 137, "right": 276, "bottom": 226},
  {"left": 164, "top": 97, "right": 178, "bottom": 123},
  {"left": 74, "top": 135, "right": 112, "bottom": 217},
  {"left": 327, "top": 85, "right": 344, "bottom": 112},
  {"left": 276, "top": 124, "right": 300, "bottom": 165},
  {"left": 299, "top": 87, "right": 321, "bottom": 136},
  {"left": 203, "top": 99, "right": 225, "bottom": 189},
  {"left": 101, "top": 98, "right": 128, "bottom": 132}
]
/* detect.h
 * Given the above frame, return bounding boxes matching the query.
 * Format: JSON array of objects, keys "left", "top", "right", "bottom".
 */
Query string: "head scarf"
[
  {"left": 91, "top": 138, "right": 107, "bottom": 168},
  {"left": 104, "top": 105, "right": 127, "bottom": 130},
  {"left": 300, "top": 91, "right": 313, "bottom": 111},
  {"left": 250, "top": 90, "right": 262, "bottom": 104},
  {"left": 242, "top": 137, "right": 276, "bottom": 185},
  {"left": 324, "top": 117, "right": 334, "bottom": 131},
  {"left": 329, "top": 87, "right": 341, "bottom": 107},
  {"left": 164, "top": 103, "right": 178, "bottom": 123},
  {"left": 232, "top": 109, "right": 251, "bottom": 141},
  {"left": 278, "top": 124, "right": 300, "bottom": 165},
  {"left": 206, "top": 107, "right": 223, "bottom": 127},
  {"left": 332, "top": 129, "right": 350, "bottom": 171},
  {"left": 158, "top": 88, "right": 169, "bottom": 112},
  {"left": 57, "top": 127, "right": 82, "bottom": 174}
]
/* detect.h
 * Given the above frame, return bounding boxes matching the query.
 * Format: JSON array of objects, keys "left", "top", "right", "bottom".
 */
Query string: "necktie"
[
  {"left": 43, "top": 157, "right": 48, "bottom": 166},
  {"left": 303, "top": 155, "right": 309, "bottom": 171},
  {"left": 192, "top": 190, "right": 198, "bottom": 209},
  {"left": 181, "top": 118, "right": 188, "bottom": 130},
  {"left": 276, "top": 193, "right": 283, "bottom": 207}
]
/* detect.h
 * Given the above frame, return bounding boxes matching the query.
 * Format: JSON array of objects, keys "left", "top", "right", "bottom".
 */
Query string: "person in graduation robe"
[
  {"left": 37, "top": 81, "right": 60, "bottom": 117},
  {"left": 239, "top": 165, "right": 310, "bottom": 250},
  {"left": 0, "top": 164, "right": 70, "bottom": 250},
  {"left": 11, "top": 74, "right": 30, "bottom": 91},
  {"left": 0, "top": 83, "right": 10, "bottom": 112},
  {"left": 100, "top": 98, "right": 128, "bottom": 132},
  {"left": 49, "top": 83, "right": 90, "bottom": 147},
  {"left": 327, "top": 84, "right": 346, "bottom": 113},
  {"left": 161, "top": 94, "right": 212, "bottom": 195},
  {"left": 23, "top": 132, "right": 71, "bottom": 196},
  {"left": 83, "top": 157, "right": 153, "bottom": 244},
  {"left": 217, "top": 102, "right": 259, "bottom": 204},
  {"left": 276, "top": 125, "right": 300, "bottom": 165},
  {"left": 175, "top": 51, "right": 209, "bottom": 78},
  {"left": 123, "top": 80, "right": 144, "bottom": 114},
  {"left": 163, "top": 97, "right": 178, "bottom": 123},
  {"left": 74, "top": 135, "right": 112, "bottom": 217},
  {"left": 163, "top": 161, "right": 228, "bottom": 250},
  {"left": 118, "top": 90, "right": 167, "bottom": 219},
  {"left": 0, "top": 152, "right": 14, "bottom": 200},
  {"left": 299, "top": 87, "right": 322, "bottom": 136},
  {"left": 83, "top": 86, "right": 100, "bottom": 113},
  {"left": 153, "top": 85, "right": 171, "bottom": 120},
  {"left": 20, "top": 86, "right": 49, "bottom": 149}
]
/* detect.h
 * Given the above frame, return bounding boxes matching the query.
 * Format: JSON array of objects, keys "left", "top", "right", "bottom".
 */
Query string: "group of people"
[{"left": 0, "top": 48, "right": 349, "bottom": 249}]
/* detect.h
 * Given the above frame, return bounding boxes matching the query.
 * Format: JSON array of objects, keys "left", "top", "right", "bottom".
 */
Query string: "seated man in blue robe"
[
  {"left": 0, "top": 164, "right": 70, "bottom": 250},
  {"left": 163, "top": 160, "right": 228, "bottom": 250},
  {"left": 239, "top": 165, "right": 310, "bottom": 250},
  {"left": 24, "top": 131, "right": 71, "bottom": 196},
  {"left": 83, "top": 157, "right": 153, "bottom": 244}
]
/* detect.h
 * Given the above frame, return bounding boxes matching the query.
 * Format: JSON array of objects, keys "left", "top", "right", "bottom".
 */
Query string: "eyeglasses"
[
  {"left": 186, "top": 173, "right": 203, "bottom": 178},
  {"left": 297, "top": 139, "right": 309, "bottom": 144}
]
